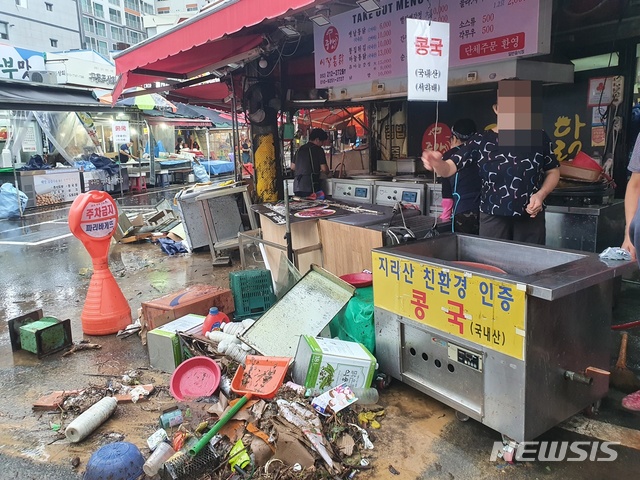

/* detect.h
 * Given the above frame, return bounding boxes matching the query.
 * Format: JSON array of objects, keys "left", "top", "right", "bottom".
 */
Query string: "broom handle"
[
  {"left": 189, "top": 394, "right": 251, "bottom": 457},
  {"left": 616, "top": 333, "right": 628, "bottom": 369}
]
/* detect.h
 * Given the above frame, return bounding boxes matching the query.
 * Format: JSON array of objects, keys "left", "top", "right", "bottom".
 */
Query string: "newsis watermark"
[{"left": 490, "top": 441, "right": 620, "bottom": 462}]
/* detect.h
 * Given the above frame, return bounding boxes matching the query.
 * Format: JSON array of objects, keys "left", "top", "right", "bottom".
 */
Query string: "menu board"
[
  {"left": 33, "top": 170, "right": 81, "bottom": 206},
  {"left": 314, "top": 0, "right": 547, "bottom": 89}
]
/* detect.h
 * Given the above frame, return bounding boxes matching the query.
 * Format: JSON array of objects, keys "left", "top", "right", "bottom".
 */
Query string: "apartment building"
[
  {"left": 80, "top": 0, "right": 149, "bottom": 55},
  {"left": 0, "top": 0, "right": 83, "bottom": 51}
]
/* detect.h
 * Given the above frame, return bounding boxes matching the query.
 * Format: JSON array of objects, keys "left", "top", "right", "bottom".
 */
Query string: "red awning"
[{"left": 113, "top": 0, "right": 320, "bottom": 100}]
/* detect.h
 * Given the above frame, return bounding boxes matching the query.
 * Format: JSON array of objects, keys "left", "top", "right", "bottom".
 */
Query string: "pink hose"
[{"left": 611, "top": 320, "right": 640, "bottom": 331}]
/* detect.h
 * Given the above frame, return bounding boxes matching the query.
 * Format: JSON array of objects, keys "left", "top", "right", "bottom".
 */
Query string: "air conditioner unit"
[{"left": 26, "top": 70, "right": 59, "bottom": 85}]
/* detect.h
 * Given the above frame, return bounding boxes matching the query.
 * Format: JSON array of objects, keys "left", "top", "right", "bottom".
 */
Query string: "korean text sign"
[
  {"left": 407, "top": 19, "right": 449, "bottom": 101},
  {"left": 372, "top": 252, "right": 526, "bottom": 361},
  {"left": 79, "top": 198, "right": 117, "bottom": 239},
  {"left": 112, "top": 121, "right": 130, "bottom": 145},
  {"left": 313, "top": 0, "right": 545, "bottom": 89}
]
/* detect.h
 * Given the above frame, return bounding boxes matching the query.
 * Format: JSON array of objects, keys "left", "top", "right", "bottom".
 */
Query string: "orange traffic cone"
[{"left": 68, "top": 191, "right": 131, "bottom": 335}]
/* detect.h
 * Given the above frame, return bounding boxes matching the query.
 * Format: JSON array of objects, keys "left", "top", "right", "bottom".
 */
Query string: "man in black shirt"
[
  {"left": 118, "top": 141, "right": 136, "bottom": 163},
  {"left": 422, "top": 80, "right": 560, "bottom": 244},
  {"left": 291, "top": 128, "right": 329, "bottom": 197}
]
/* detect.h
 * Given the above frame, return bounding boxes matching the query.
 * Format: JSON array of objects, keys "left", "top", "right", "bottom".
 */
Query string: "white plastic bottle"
[
  {"left": 65, "top": 397, "right": 118, "bottom": 443},
  {"left": 351, "top": 387, "right": 379, "bottom": 405}
]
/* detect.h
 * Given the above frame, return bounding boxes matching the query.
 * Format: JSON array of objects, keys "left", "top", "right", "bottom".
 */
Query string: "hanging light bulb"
[{"left": 258, "top": 57, "right": 268, "bottom": 69}]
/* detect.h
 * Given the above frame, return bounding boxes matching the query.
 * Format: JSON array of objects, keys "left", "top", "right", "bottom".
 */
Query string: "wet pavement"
[{"left": 0, "top": 188, "right": 639, "bottom": 479}]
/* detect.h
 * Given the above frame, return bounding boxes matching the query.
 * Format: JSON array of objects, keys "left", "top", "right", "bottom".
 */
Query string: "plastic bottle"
[
  {"left": 224, "top": 343, "right": 248, "bottom": 364},
  {"left": 202, "top": 307, "right": 230, "bottom": 335},
  {"left": 65, "top": 396, "right": 118, "bottom": 443},
  {"left": 351, "top": 387, "right": 379, "bottom": 405},
  {"left": 143, "top": 441, "right": 176, "bottom": 477}
]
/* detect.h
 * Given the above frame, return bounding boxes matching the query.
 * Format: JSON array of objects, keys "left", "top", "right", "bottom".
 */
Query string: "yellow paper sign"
[{"left": 372, "top": 252, "right": 526, "bottom": 360}]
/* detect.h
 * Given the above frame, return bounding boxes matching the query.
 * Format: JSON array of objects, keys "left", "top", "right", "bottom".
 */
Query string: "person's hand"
[
  {"left": 526, "top": 192, "right": 544, "bottom": 218},
  {"left": 421, "top": 150, "right": 442, "bottom": 171},
  {"left": 622, "top": 236, "right": 637, "bottom": 261}
]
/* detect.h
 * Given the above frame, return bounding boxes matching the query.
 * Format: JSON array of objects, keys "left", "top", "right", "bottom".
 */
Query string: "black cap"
[{"left": 451, "top": 118, "right": 477, "bottom": 141}]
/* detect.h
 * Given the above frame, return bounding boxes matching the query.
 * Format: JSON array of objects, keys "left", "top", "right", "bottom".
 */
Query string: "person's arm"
[
  {"left": 421, "top": 150, "right": 458, "bottom": 177},
  {"left": 622, "top": 172, "right": 640, "bottom": 260},
  {"left": 526, "top": 167, "right": 559, "bottom": 218}
]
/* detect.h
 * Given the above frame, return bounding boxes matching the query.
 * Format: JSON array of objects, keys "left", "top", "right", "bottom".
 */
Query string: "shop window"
[
  {"left": 0, "top": 22, "right": 8, "bottom": 40},
  {"left": 45, "top": 2, "right": 53, "bottom": 10},
  {"left": 50, "top": 38, "right": 58, "bottom": 47}
]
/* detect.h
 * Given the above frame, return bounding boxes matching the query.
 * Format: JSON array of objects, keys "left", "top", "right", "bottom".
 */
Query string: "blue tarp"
[{"left": 201, "top": 160, "right": 235, "bottom": 175}]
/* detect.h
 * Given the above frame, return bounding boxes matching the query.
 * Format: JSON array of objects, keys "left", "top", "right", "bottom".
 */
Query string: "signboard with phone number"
[
  {"left": 372, "top": 252, "right": 527, "bottom": 360},
  {"left": 314, "top": 0, "right": 547, "bottom": 89}
]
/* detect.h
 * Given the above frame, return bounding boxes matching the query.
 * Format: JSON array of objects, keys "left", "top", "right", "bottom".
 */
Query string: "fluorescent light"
[
  {"left": 278, "top": 25, "right": 300, "bottom": 37},
  {"left": 309, "top": 13, "right": 330, "bottom": 26},
  {"left": 357, "top": 0, "right": 380, "bottom": 13}
]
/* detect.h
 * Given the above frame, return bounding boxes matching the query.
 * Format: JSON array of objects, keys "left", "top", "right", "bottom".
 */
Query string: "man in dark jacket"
[{"left": 291, "top": 128, "right": 329, "bottom": 197}]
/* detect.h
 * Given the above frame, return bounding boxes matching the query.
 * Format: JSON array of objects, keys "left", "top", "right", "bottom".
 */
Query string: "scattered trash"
[
  {"left": 389, "top": 464, "right": 400, "bottom": 475},
  {"left": 62, "top": 340, "right": 102, "bottom": 357},
  {"left": 147, "top": 428, "right": 169, "bottom": 451},
  {"left": 160, "top": 408, "right": 184, "bottom": 429},
  {"left": 311, "top": 383, "right": 357, "bottom": 415}
]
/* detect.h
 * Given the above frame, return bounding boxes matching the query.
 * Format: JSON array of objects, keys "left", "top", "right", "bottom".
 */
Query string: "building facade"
[{"left": 0, "top": 0, "right": 83, "bottom": 51}]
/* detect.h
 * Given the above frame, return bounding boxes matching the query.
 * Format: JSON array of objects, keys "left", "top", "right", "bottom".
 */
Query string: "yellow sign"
[{"left": 373, "top": 252, "right": 526, "bottom": 360}]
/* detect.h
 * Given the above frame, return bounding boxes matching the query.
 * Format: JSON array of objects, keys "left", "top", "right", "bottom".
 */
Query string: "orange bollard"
[{"left": 68, "top": 191, "right": 132, "bottom": 335}]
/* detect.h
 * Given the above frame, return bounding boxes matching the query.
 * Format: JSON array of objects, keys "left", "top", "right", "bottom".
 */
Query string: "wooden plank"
[{"left": 318, "top": 220, "right": 383, "bottom": 277}]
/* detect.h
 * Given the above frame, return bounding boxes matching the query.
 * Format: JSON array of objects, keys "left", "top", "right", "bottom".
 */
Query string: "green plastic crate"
[{"left": 229, "top": 270, "right": 276, "bottom": 319}]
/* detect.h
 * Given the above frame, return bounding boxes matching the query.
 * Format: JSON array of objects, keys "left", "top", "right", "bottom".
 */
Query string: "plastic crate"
[{"left": 229, "top": 270, "right": 276, "bottom": 319}]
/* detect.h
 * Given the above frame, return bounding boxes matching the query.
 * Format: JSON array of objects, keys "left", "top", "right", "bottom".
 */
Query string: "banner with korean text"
[
  {"left": 407, "top": 19, "right": 449, "bottom": 101},
  {"left": 372, "top": 252, "right": 527, "bottom": 360},
  {"left": 112, "top": 121, "right": 130, "bottom": 145}
]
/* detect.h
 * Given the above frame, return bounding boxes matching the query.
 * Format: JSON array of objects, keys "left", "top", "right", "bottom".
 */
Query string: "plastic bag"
[
  {"left": 0, "top": 183, "right": 28, "bottom": 218},
  {"left": 192, "top": 162, "right": 210, "bottom": 183},
  {"left": 329, "top": 286, "right": 375, "bottom": 355}
]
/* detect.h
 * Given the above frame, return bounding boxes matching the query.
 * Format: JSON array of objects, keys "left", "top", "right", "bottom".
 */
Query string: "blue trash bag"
[
  {"left": 0, "top": 183, "right": 28, "bottom": 218},
  {"left": 192, "top": 162, "right": 210, "bottom": 183}
]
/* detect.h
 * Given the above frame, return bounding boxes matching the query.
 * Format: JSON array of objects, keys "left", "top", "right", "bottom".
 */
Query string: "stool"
[
  {"left": 155, "top": 170, "right": 169, "bottom": 188},
  {"left": 129, "top": 172, "right": 147, "bottom": 192}
]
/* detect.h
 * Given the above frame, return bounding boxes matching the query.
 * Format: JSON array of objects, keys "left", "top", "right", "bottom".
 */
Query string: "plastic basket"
[{"left": 229, "top": 270, "right": 276, "bottom": 319}]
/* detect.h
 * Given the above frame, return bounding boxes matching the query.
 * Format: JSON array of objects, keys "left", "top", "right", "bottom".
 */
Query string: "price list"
[{"left": 314, "top": 0, "right": 545, "bottom": 90}]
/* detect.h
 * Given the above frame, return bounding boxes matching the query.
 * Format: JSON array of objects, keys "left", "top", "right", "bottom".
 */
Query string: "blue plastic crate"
[{"left": 229, "top": 270, "right": 276, "bottom": 319}]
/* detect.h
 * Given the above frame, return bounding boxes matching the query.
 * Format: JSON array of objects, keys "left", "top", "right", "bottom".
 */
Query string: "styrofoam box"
[
  {"left": 147, "top": 314, "right": 204, "bottom": 373},
  {"left": 293, "top": 335, "right": 377, "bottom": 394}
]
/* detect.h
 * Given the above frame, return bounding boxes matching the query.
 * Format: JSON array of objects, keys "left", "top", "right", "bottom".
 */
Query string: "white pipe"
[{"left": 65, "top": 397, "right": 118, "bottom": 443}]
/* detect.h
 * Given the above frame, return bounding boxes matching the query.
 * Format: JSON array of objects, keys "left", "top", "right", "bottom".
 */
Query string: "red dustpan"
[{"left": 188, "top": 355, "right": 290, "bottom": 456}]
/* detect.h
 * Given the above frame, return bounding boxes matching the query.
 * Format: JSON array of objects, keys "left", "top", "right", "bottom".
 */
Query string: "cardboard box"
[
  {"left": 147, "top": 314, "right": 204, "bottom": 373},
  {"left": 142, "top": 284, "right": 234, "bottom": 331},
  {"left": 292, "top": 335, "right": 377, "bottom": 394}
]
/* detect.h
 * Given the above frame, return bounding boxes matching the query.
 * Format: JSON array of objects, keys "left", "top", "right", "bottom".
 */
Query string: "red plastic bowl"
[
  {"left": 340, "top": 272, "right": 373, "bottom": 288},
  {"left": 170, "top": 356, "right": 221, "bottom": 401}
]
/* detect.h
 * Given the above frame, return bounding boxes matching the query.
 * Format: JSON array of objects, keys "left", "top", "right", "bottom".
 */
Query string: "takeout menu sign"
[{"left": 313, "top": 0, "right": 544, "bottom": 89}]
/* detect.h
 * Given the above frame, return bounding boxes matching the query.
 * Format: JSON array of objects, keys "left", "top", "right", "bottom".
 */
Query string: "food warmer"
[{"left": 372, "top": 234, "right": 635, "bottom": 443}]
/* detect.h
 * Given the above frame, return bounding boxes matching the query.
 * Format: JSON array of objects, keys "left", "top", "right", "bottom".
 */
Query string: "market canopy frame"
[{"left": 112, "top": 0, "right": 327, "bottom": 104}]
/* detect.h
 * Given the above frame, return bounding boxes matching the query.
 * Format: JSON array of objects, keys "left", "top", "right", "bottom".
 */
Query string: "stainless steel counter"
[{"left": 545, "top": 200, "right": 624, "bottom": 253}]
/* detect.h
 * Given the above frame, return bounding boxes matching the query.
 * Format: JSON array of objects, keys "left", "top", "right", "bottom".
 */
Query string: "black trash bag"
[{"left": 89, "top": 153, "right": 120, "bottom": 176}]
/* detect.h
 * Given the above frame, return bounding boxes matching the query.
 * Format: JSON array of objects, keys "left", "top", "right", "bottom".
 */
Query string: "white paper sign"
[
  {"left": 407, "top": 19, "right": 449, "bottom": 102},
  {"left": 22, "top": 125, "right": 38, "bottom": 152},
  {"left": 112, "top": 121, "right": 130, "bottom": 145}
]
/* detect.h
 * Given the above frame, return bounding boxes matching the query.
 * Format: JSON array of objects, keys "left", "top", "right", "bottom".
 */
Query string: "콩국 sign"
[
  {"left": 314, "top": 0, "right": 547, "bottom": 89},
  {"left": 372, "top": 252, "right": 527, "bottom": 360}
]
